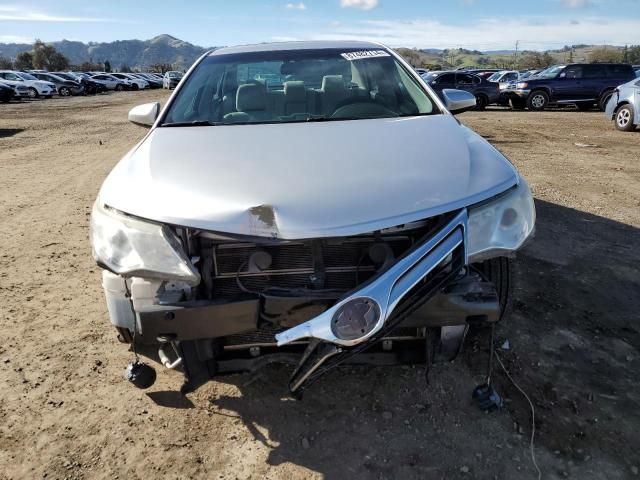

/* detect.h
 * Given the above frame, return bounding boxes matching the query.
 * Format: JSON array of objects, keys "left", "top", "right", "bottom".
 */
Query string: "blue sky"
[{"left": 0, "top": 0, "right": 639, "bottom": 50}]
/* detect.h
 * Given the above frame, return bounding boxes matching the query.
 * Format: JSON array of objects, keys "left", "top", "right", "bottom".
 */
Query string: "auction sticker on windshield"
[{"left": 341, "top": 50, "right": 390, "bottom": 61}]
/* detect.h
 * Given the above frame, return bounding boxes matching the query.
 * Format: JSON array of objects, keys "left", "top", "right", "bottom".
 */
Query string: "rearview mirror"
[
  {"left": 128, "top": 102, "right": 160, "bottom": 127},
  {"left": 441, "top": 89, "right": 476, "bottom": 115}
]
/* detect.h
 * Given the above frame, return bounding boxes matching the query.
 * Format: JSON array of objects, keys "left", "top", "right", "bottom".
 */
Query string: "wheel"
[
  {"left": 59, "top": 87, "right": 70, "bottom": 97},
  {"left": 598, "top": 91, "right": 614, "bottom": 111},
  {"left": 28, "top": 87, "right": 39, "bottom": 99},
  {"left": 527, "top": 90, "right": 549, "bottom": 111},
  {"left": 614, "top": 104, "right": 636, "bottom": 132},
  {"left": 472, "top": 257, "right": 512, "bottom": 321},
  {"left": 475, "top": 94, "right": 488, "bottom": 111},
  {"left": 510, "top": 97, "right": 526, "bottom": 110},
  {"left": 576, "top": 103, "right": 593, "bottom": 111},
  {"left": 115, "top": 84, "right": 123, "bottom": 91},
  {"left": 132, "top": 84, "right": 139, "bottom": 91}
]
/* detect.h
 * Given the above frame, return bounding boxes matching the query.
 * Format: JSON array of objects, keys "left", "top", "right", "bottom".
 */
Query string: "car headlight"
[
  {"left": 516, "top": 82, "right": 529, "bottom": 89},
  {"left": 467, "top": 177, "right": 535, "bottom": 263},
  {"left": 90, "top": 201, "right": 200, "bottom": 285}
]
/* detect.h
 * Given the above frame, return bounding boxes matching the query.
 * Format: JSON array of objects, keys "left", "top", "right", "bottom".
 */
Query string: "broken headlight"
[
  {"left": 90, "top": 201, "right": 200, "bottom": 285},
  {"left": 467, "top": 177, "right": 535, "bottom": 262}
]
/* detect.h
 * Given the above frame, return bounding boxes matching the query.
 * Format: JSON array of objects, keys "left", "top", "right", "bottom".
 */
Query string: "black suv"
[
  {"left": 421, "top": 71, "right": 500, "bottom": 110},
  {"left": 504, "top": 63, "right": 636, "bottom": 111}
]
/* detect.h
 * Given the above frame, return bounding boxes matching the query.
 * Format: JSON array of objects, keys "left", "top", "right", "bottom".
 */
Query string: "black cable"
[{"left": 123, "top": 279, "right": 139, "bottom": 362}]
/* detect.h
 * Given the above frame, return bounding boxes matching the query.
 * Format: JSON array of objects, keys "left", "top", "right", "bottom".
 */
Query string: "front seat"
[
  {"left": 283, "top": 81, "right": 308, "bottom": 116},
  {"left": 224, "top": 83, "right": 270, "bottom": 123},
  {"left": 320, "top": 75, "right": 347, "bottom": 116}
]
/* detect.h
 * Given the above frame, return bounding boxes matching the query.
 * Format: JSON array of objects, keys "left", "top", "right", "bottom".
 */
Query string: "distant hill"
[
  {"left": 396, "top": 45, "right": 628, "bottom": 70},
  {"left": 0, "top": 34, "right": 211, "bottom": 70},
  {"left": 0, "top": 36, "right": 632, "bottom": 71}
]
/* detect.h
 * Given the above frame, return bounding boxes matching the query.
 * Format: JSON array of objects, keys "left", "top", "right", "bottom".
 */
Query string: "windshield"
[
  {"left": 46, "top": 74, "right": 66, "bottom": 82},
  {"left": 162, "top": 48, "right": 437, "bottom": 126},
  {"left": 537, "top": 65, "right": 565, "bottom": 79},
  {"left": 487, "top": 72, "right": 503, "bottom": 81},
  {"left": 168, "top": 71, "right": 182, "bottom": 78},
  {"left": 17, "top": 72, "right": 37, "bottom": 80}
]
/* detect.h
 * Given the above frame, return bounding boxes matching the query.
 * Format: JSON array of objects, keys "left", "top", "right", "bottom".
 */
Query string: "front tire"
[
  {"left": 527, "top": 90, "right": 549, "bottom": 111},
  {"left": 28, "top": 87, "right": 39, "bottom": 99},
  {"left": 115, "top": 84, "right": 123, "bottom": 91},
  {"left": 599, "top": 90, "right": 614, "bottom": 112},
  {"left": 132, "top": 84, "right": 139, "bottom": 91},
  {"left": 59, "top": 87, "right": 70, "bottom": 97},
  {"left": 472, "top": 257, "right": 512, "bottom": 320},
  {"left": 510, "top": 97, "right": 526, "bottom": 110},
  {"left": 475, "top": 94, "right": 488, "bottom": 111},
  {"left": 615, "top": 105, "right": 636, "bottom": 132}
]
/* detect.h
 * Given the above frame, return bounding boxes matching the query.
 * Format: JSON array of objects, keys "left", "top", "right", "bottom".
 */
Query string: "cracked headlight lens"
[
  {"left": 467, "top": 177, "right": 536, "bottom": 262},
  {"left": 90, "top": 201, "right": 200, "bottom": 285}
]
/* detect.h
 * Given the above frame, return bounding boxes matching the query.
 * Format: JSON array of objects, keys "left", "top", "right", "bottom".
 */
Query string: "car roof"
[{"left": 209, "top": 40, "right": 385, "bottom": 56}]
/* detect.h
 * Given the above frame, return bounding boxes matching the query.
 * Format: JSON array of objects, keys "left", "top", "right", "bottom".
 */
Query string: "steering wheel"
[{"left": 330, "top": 97, "right": 398, "bottom": 119}]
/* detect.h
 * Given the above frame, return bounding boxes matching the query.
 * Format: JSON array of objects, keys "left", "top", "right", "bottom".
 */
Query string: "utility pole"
[{"left": 514, "top": 40, "right": 519, "bottom": 69}]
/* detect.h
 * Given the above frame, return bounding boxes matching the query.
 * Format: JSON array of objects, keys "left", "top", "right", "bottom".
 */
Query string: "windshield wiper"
[
  {"left": 303, "top": 116, "right": 378, "bottom": 122},
  {"left": 161, "top": 120, "right": 220, "bottom": 127}
]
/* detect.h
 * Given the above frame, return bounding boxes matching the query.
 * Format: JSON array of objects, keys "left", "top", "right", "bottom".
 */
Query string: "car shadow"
[
  {"left": 197, "top": 199, "right": 640, "bottom": 479},
  {"left": 0, "top": 128, "right": 24, "bottom": 138},
  {"left": 147, "top": 390, "right": 195, "bottom": 409}
]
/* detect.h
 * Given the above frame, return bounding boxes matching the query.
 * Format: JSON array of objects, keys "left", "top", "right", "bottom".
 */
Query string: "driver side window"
[{"left": 562, "top": 67, "right": 583, "bottom": 79}]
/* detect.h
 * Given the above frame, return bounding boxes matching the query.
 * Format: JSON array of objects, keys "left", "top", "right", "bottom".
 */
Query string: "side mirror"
[
  {"left": 442, "top": 89, "right": 476, "bottom": 115},
  {"left": 128, "top": 102, "right": 160, "bottom": 127}
]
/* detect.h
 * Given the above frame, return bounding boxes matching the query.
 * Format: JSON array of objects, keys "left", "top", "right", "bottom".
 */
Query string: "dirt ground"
[{"left": 0, "top": 91, "right": 639, "bottom": 480}]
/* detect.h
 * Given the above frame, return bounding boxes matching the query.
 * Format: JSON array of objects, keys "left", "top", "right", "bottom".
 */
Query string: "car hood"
[{"left": 99, "top": 115, "right": 518, "bottom": 239}]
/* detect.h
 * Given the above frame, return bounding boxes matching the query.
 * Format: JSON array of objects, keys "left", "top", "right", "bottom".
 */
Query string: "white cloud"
[
  {"left": 0, "top": 34, "right": 32, "bottom": 43},
  {"left": 0, "top": 6, "right": 116, "bottom": 22},
  {"left": 285, "top": 16, "right": 640, "bottom": 50},
  {"left": 340, "top": 0, "right": 379, "bottom": 11},
  {"left": 561, "top": 0, "right": 590, "bottom": 7},
  {"left": 286, "top": 2, "right": 307, "bottom": 10}
]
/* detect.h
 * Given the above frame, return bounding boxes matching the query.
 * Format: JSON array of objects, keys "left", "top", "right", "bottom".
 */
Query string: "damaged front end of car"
[{"left": 91, "top": 177, "right": 534, "bottom": 397}]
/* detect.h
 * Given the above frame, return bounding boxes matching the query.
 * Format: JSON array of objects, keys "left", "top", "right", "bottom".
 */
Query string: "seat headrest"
[
  {"left": 321, "top": 75, "right": 344, "bottom": 93},
  {"left": 236, "top": 84, "right": 266, "bottom": 112},
  {"left": 284, "top": 81, "right": 306, "bottom": 103}
]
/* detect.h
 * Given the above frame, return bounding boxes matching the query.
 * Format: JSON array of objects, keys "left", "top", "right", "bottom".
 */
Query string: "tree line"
[{"left": 0, "top": 40, "right": 180, "bottom": 73}]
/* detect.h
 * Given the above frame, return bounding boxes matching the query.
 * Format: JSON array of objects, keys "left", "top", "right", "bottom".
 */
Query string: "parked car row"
[
  {"left": 418, "top": 63, "right": 638, "bottom": 127},
  {"left": 0, "top": 69, "right": 184, "bottom": 103}
]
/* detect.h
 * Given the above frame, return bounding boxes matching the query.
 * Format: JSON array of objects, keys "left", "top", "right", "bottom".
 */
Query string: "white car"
[
  {"left": 90, "top": 74, "right": 126, "bottom": 91},
  {"left": 0, "top": 70, "right": 56, "bottom": 98},
  {"left": 0, "top": 79, "right": 29, "bottom": 99},
  {"left": 162, "top": 71, "right": 183, "bottom": 89},
  {"left": 487, "top": 70, "right": 521, "bottom": 90},
  {"left": 110, "top": 73, "right": 148, "bottom": 90},
  {"left": 91, "top": 41, "right": 535, "bottom": 395}
]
